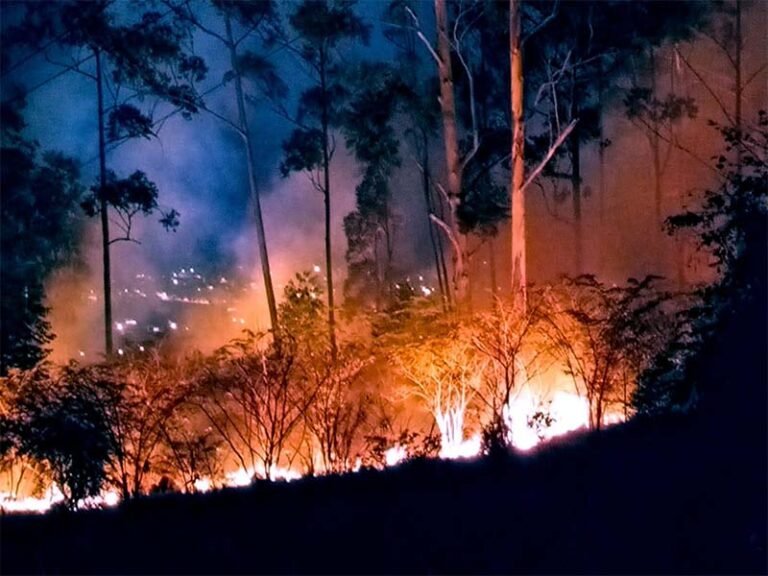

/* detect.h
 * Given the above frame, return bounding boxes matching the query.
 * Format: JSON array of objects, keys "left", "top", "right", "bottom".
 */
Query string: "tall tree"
[
  {"left": 8, "top": 2, "right": 204, "bottom": 356},
  {"left": 169, "top": 0, "right": 283, "bottom": 336},
  {"left": 390, "top": 0, "right": 497, "bottom": 309},
  {"left": 509, "top": 0, "right": 577, "bottom": 307},
  {"left": 280, "top": 0, "right": 370, "bottom": 358},
  {"left": 382, "top": 1, "right": 451, "bottom": 310},
  {"left": 342, "top": 63, "right": 407, "bottom": 310}
]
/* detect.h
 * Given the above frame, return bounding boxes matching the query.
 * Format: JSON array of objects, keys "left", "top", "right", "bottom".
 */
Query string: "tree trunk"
[
  {"left": 646, "top": 47, "right": 666, "bottom": 276},
  {"left": 570, "top": 72, "right": 583, "bottom": 275},
  {"left": 510, "top": 0, "right": 527, "bottom": 309},
  {"left": 225, "top": 15, "right": 279, "bottom": 336},
  {"left": 734, "top": 0, "right": 742, "bottom": 173},
  {"left": 598, "top": 67, "right": 606, "bottom": 227},
  {"left": 433, "top": 175, "right": 453, "bottom": 309},
  {"left": 434, "top": 0, "right": 469, "bottom": 306},
  {"left": 96, "top": 48, "right": 113, "bottom": 357},
  {"left": 597, "top": 67, "right": 607, "bottom": 272},
  {"left": 489, "top": 236, "right": 498, "bottom": 303},
  {"left": 319, "top": 50, "right": 337, "bottom": 359},
  {"left": 422, "top": 135, "right": 450, "bottom": 311}
]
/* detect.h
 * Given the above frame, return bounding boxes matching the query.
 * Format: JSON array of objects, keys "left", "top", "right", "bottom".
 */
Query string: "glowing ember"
[
  {"left": 384, "top": 445, "right": 407, "bottom": 467},
  {"left": 440, "top": 435, "right": 481, "bottom": 460},
  {"left": 225, "top": 465, "right": 301, "bottom": 486},
  {"left": 193, "top": 478, "right": 213, "bottom": 493},
  {"left": 0, "top": 485, "right": 63, "bottom": 514},
  {"left": 0, "top": 486, "right": 121, "bottom": 514},
  {"left": 504, "top": 388, "right": 588, "bottom": 450}
]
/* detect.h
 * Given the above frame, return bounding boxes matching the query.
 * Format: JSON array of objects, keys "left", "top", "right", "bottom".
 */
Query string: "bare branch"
[
  {"left": 674, "top": 46, "right": 735, "bottom": 127},
  {"left": 522, "top": 0, "right": 559, "bottom": 46},
  {"left": 429, "top": 213, "right": 462, "bottom": 268},
  {"left": 743, "top": 63, "right": 768, "bottom": 89},
  {"left": 403, "top": 6, "right": 441, "bottom": 66},
  {"left": 521, "top": 119, "right": 578, "bottom": 193}
]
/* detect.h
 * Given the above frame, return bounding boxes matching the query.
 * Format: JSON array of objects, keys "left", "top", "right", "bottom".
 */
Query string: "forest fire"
[
  {"left": 0, "top": 3, "right": 765, "bottom": 575},
  {"left": 0, "top": 374, "right": 614, "bottom": 515}
]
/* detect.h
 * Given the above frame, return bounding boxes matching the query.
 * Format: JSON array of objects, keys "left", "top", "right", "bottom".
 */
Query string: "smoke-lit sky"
[{"left": 2, "top": 0, "right": 766, "bottom": 359}]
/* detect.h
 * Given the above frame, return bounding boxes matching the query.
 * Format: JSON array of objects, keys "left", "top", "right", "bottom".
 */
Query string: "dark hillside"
[{"left": 2, "top": 390, "right": 764, "bottom": 574}]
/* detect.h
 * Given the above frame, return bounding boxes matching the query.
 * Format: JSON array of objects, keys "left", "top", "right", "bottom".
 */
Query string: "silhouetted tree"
[
  {"left": 383, "top": 1, "right": 451, "bottom": 309},
  {"left": 6, "top": 1, "right": 204, "bottom": 356},
  {"left": 635, "top": 112, "right": 767, "bottom": 414},
  {"left": 342, "top": 63, "right": 407, "bottom": 310},
  {"left": 2, "top": 364, "right": 120, "bottom": 509},
  {"left": 280, "top": 0, "right": 370, "bottom": 358},
  {"left": 472, "top": 293, "right": 546, "bottom": 445},
  {"left": 192, "top": 331, "right": 308, "bottom": 480},
  {"left": 542, "top": 275, "right": 672, "bottom": 429},
  {"left": 0, "top": 98, "right": 85, "bottom": 374},
  {"left": 168, "top": 0, "right": 283, "bottom": 335}
]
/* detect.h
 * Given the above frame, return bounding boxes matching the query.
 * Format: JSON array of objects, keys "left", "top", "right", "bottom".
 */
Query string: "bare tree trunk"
[
  {"left": 671, "top": 58, "right": 687, "bottom": 289},
  {"left": 96, "top": 48, "right": 113, "bottom": 357},
  {"left": 319, "top": 50, "right": 337, "bottom": 359},
  {"left": 433, "top": 180, "right": 453, "bottom": 309},
  {"left": 570, "top": 72, "right": 583, "bottom": 275},
  {"left": 422, "top": 136, "right": 450, "bottom": 311},
  {"left": 597, "top": 68, "right": 608, "bottom": 273},
  {"left": 489, "top": 236, "right": 498, "bottom": 302},
  {"left": 646, "top": 47, "right": 666, "bottom": 276},
  {"left": 434, "top": 0, "right": 469, "bottom": 306},
  {"left": 510, "top": 0, "right": 527, "bottom": 309},
  {"left": 598, "top": 68, "right": 606, "bottom": 227},
  {"left": 225, "top": 16, "right": 279, "bottom": 336},
  {"left": 735, "top": 0, "right": 742, "bottom": 173}
]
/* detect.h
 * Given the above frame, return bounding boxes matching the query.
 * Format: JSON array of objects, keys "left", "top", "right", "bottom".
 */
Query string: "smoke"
[{"left": 18, "top": 1, "right": 768, "bottom": 361}]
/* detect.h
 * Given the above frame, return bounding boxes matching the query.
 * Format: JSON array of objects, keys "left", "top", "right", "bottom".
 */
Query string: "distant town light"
[
  {"left": 116, "top": 322, "right": 124, "bottom": 332},
  {"left": 313, "top": 264, "right": 321, "bottom": 273},
  {"left": 168, "top": 321, "right": 178, "bottom": 330},
  {"left": 117, "top": 348, "right": 124, "bottom": 356}
]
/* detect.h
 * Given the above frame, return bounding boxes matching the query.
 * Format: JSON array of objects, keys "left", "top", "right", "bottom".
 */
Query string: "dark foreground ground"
[
  {"left": 2, "top": 296, "right": 766, "bottom": 575},
  {"left": 1, "top": 407, "right": 765, "bottom": 575}
]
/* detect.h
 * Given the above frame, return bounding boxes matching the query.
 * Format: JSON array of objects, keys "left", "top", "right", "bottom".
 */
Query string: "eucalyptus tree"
[
  {"left": 672, "top": 0, "right": 766, "bottom": 173},
  {"left": 280, "top": 0, "right": 370, "bottom": 358},
  {"left": 382, "top": 1, "right": 451, "bottom": 310},
  {"left": 6, "top": 1, "right": 205, "bottom": 356},
  {"left": 167, "top": 0, "right": 283, "bottom": 336},
  {"left": 533, "top": 2, "right": 706, "bottom": 275},
  {"left": 508, "top": 0, "right": 581, "bottom": 307},
  {"left": 341, "top": 63, "right": 408, "bottom": 310},
  {"left": 386, "top": 0, "right": 509, "bottom": 310}
]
